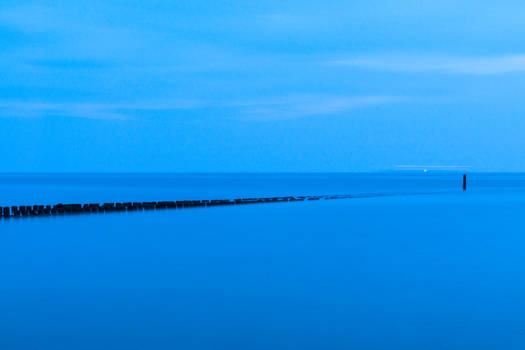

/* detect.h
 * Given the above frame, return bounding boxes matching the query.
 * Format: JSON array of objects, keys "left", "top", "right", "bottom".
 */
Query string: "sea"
[{"left": 1, "top": 173, "right": 525, "bottom": 349}]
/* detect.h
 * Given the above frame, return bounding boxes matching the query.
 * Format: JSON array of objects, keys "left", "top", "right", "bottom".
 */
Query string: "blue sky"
[{"left": 1, "top": 0, "right": 525, "bottom": 172}]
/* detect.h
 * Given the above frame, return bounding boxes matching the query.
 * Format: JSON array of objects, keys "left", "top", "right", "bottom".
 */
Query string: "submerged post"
[{"left": 463, "top": 174, "right": 467, "bottom": 191}]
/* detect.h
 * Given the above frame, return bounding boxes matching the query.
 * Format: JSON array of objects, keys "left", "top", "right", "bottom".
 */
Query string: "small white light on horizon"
[{"left": 394, "top": 165, "right": 472, "bottom": 171}]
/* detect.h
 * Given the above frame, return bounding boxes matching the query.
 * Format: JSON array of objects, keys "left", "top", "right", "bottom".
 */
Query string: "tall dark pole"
[{"left": 463, "top": 174, "right": 467, "bottom": 191}]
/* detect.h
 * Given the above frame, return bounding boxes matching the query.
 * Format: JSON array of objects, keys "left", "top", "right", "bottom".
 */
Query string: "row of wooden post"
[
  {"left": 0, "top": 194, "right": 349, "bottom": 218},
  {"left": 0, "top": 175, "right": 469, "bottom": 219}
]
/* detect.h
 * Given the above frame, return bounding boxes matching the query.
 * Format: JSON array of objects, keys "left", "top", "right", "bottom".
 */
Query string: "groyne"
[{"left": 0, "top": 194, "right": 359, "bottom": 219}]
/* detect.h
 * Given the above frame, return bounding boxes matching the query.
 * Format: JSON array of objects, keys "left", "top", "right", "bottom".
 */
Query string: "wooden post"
[{"left": 463, "top": 174, "right": 467, "bottom": 191}]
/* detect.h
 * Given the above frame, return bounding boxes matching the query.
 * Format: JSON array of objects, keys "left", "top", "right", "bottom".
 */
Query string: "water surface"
[{"left": 1, "top": 173, "right": 525, "bottom": 349}]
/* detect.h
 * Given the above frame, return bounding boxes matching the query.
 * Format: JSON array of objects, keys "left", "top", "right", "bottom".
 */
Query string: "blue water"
[{"left": 1, "top": 173, "right": 525, "bottom": 349}]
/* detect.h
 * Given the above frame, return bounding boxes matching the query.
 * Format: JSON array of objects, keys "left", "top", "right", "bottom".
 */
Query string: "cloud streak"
[
  {"left": 0, "top": 101, "right": 205, "bottom": 120},
  {"left": 238, "top": 95, "right": 407, "bottom": 121},
  {"left": 333, "top": 54, "right": 525, "bottom": 75},
  {"left": 0, "top": 96, "right": 406, "bottom": 121}
]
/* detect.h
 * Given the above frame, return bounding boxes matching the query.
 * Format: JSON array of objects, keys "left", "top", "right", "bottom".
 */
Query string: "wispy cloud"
[
  {"left": 0, "top": 96, "right": 406, "bottom": 121},
  {"left": 237, "top": 95, "right": 407, "bottom": 121},
  {"left": 333, "top": 54, "right": 525, "bottom": 75},
  {"left": 0, "top": 101, "right": 205, "bottom": 120},
  {"left": 0, "top": 3, "right": 164, "bottom": 63}
]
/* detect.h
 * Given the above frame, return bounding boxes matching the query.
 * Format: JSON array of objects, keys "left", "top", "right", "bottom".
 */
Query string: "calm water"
[{"left": 1, "top": 173, "right": 525, "bottom": 349}]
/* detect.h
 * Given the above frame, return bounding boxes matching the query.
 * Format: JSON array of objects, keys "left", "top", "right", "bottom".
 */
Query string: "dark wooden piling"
[
  {"left": 463, "top": 174, "right": 467, "bottom": 191},
  {"left": 0, "top": 193, "right": 377, "bottom": 220}
]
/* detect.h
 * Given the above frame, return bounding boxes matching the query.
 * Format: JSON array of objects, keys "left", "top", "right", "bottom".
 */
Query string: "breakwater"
[{"left": 0, "top": 194, "right": 361, "bottom": 219}]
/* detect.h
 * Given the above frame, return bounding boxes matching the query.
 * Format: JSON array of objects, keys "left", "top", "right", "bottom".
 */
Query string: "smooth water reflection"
[{"left": 1, "top": 174, "right": 525, "bottom": 349}]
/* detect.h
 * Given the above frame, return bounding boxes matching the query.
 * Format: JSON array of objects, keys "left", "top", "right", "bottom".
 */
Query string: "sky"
[{"left": 1, "top": 0, "right": 525, "bottom": 172}]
